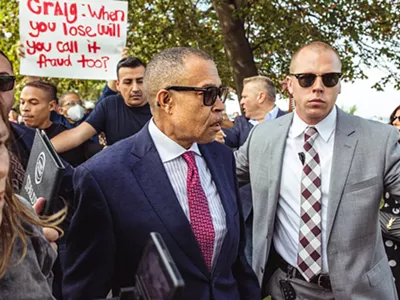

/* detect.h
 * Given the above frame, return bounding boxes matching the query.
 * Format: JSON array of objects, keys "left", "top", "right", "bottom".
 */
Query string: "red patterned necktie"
[
  {"left": 182, "top": 151, "right": 215, "bottom": 271},
  {"left": 297, "top": 126, "right": 322, "bottom": 281}
]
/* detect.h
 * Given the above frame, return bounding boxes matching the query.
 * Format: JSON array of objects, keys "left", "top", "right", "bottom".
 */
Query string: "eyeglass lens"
[
  {"left": 204, "top": 87, "right": 229, "bottom": 106},
  {"left": 0, "top": 76, "right": 15, "bottom": 92},
  {"left": 297, "top": 73, "right": 341, "bottom": 88}
]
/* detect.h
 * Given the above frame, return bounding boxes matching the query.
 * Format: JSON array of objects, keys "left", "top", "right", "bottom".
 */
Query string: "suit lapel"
[
  {"left": 130, "top": 126, "right": 209, "bottom": 276},
  {"left": 199, "top": 144, "right": 235, "bottom": 276},
  {"left": 259, "top": 114, "right": 293, "bottom": 235},
  {"left": 326, "top": 108, "right": 358, "bottom": 243}
]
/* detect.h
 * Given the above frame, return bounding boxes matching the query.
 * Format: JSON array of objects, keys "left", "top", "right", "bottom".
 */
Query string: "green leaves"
[{"left": 1, "top": 0, "right": 400, "bottom": 104}]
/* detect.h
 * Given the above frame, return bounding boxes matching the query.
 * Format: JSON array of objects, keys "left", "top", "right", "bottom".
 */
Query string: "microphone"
[{"left": 298, "top": 152, "right": 305, "bottom": 165}]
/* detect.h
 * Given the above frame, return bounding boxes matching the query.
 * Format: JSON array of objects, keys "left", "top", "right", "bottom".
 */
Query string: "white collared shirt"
[
  {"left": 249, "top": 105, "right": 280, "bottom": 126},
  {"left": 273, "top": 106, "right": 337, "bottom": 273},
  {"left": 148, "top": 119, "right": 227, "bottom": 268}
]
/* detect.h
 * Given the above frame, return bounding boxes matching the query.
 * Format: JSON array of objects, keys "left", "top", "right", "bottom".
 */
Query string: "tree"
[
  {"left": 212, "top": 0, "right": 257, "bottom": 95},
  {"left": 341, "top": 104, "right": 357, "bottom": 115},
  {"left": 1, "top": 0, "right": 400, "bottom": 102}
]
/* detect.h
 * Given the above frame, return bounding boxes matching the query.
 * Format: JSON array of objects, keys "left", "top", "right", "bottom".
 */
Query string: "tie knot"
[
  {"left": 304, "top": 126, "right": 318, "bottom": 142},
  {"left": 182, "top": 151, "right": 196, "bottom": 166}
]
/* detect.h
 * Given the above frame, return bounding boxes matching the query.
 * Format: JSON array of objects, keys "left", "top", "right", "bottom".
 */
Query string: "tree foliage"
[
  {"left": 341, "top": 104, "right": 357, "bottom": 115},
  {"left": 1, "top": 0, "right": 400, "bottom": 103}
]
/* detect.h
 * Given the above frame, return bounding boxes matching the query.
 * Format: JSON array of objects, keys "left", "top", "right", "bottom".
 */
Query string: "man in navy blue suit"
[
  {"left": 222, "top": 76, "right": 285, "bottom": 264},
  {"left": 62, "top": 47, "right": 261, "bottom": 300}
]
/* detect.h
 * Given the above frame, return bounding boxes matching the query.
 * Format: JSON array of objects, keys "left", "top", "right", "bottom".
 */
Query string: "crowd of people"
[{"left": 0, "top": 40, "right": 400, "bottom": 300}]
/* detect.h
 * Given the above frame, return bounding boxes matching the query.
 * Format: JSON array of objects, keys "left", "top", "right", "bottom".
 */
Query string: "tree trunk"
[{"left": 212, "top": 0, "right": 258, "bottom": 97}]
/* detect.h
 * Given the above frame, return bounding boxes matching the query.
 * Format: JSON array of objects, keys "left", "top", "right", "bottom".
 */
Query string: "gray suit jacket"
[{"left": 235, "top": 107, "right": 400, "bottom": 299}]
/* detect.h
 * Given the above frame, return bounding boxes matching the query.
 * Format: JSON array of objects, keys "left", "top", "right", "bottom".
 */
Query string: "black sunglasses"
[
  {"left": 0, "top": 75, "right": 15, "bottom": 92},
  {"left": 392, "top": 116, "right": 400, "bottom": 123},
  {"left": 166, "top": 85, "right": 229, "bottom": 106},
  {"left": 290, "top": 73, "right": 342, "bottom": 88}
]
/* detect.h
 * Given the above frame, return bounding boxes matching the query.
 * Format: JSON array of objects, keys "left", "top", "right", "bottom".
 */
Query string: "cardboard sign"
[{"left": 19, "top": 0, "right": 128, "bottom": 80}]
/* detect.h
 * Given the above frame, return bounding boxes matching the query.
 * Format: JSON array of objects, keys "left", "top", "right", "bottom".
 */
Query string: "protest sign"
[{"left": 19, "top": 0, "right": 128, "bottom": 80}]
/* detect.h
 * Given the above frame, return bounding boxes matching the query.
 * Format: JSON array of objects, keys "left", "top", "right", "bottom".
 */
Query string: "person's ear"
[
  {"left": 115, "top": 80, "right": 121, "bottom": 92},
  {"left": 257, "top": 92, "right": 267, "bottom": 104},
  {"left": 156, "top": 90, "right": 173, "bottom": 114},
  {"left": 49, "top": 100, "right": 57, "bottom": 111},
  {"left": 286, "top": 76, "right": 294, "bottom": 95}
]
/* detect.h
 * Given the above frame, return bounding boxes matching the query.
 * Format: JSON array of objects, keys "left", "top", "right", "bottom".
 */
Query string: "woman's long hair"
[
  {"left": 389, "top": 104, "right": 400, "bottom": 125},
  {"left": 0, "top": 100, "right": 66, "bottom": 278}
]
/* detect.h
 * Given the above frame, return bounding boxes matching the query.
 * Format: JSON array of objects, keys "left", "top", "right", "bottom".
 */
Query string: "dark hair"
[
  {"left": 0, "top": 50, "right": 13, "bottom": 71},
  {"left": 22, "top": 81, "right": 58, "bottom": 104},
  {"left": 389, "top": 104, "right": 400, "bottom": 125},
  {"left": 116, "top": 56, "right": 145, "bottom": 79}
]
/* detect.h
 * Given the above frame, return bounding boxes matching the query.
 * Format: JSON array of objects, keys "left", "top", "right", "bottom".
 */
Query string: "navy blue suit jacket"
[
  {"left": 222, "top": 109, "right": 286, "bottom": 219},
  {"left": 62, "top": 124, "right": 260, "bottom": 300},
  {"left": 223, "top": 108, "right": 286, "bottom": 150}
]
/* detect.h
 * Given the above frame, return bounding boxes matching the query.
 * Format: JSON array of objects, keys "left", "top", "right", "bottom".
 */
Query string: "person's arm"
[
  {"left": 96, "top": 84, "right": 118, "bottom": 106},
  {"left": 223, "top": 126, "right": 240, "bottom": 148},
  {"left": 223, "top": 115, "right": 247, "bottom": 149},
  {"left": 52, "top": 97, "right": 108, "bottom": 153},
  {"left": 62, "top": 165, "right": 115, "bottom": 300},
  {"left": 51, "top": 122, "right": 97, "bottom": 153},
  {"left": 234, "top": 126, "right": 254, "bottom": 187},
  {"left": 106, "top": 80, "right": 118, "bottom": 93},
  {"left": 230, "top": 153, "right": 261, "bottom": 299},
  {"left": 83, "top": 139, "right": 104, "bottom": 159},
  {"left": 384, "top": 126, "right": 400, "bottom": 196}
]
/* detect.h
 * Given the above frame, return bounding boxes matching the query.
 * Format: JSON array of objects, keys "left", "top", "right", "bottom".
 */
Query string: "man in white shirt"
[
  {"left": 235, "top": 41, "right": 400, "bottom": 299},
  {"left": 63, "top": 47, "right": 260, "bottom": 300}
]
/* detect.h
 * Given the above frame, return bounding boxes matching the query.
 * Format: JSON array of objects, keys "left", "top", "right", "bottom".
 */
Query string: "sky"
[
  {"left": 226, "top": 69, "right": 400, "bottom": 122},
  {"left": 336, "top": 70, "right": 400, "bottom": 121}
]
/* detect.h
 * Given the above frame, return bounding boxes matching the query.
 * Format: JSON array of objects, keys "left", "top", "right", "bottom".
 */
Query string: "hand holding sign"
[{"left": 19, "top": 0, "right": 128, "bottom": 80}]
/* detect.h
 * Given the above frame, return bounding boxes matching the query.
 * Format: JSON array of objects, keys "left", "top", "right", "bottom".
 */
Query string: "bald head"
[
  {"left": 143, "top": 47, "right": 214, "bottom": 111},
  {"left": 290, "top": 41, "right": 342, "bottom": 73}
]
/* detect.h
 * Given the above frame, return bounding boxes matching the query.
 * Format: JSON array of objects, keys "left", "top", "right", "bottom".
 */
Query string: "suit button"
[{"left": 261, "top": 267, "right": 264, "bottom": 273}]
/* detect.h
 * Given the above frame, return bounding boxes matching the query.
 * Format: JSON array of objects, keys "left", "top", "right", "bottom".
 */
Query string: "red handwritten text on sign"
[{"left": 20, "top": 0, "right": 128, "bottom": 79}]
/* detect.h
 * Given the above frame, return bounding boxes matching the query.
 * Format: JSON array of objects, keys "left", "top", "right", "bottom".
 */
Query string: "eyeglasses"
[
  {"left": 166, "top": 85, "right": 229, "bottom": 106},
  {"left": 62, "top": 101, "right": 78, "bottom": 107},
  {"left": 290, "top": 73, "right": 342, "bottom": 88},
  {"left": 392, "top": 116, "right": 400, "bottom": 123},
  {"left": 0, "top": 75, "right": 16, "bottom": 92}
]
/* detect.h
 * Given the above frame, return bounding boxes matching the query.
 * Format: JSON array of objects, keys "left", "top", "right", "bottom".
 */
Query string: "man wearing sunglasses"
[
  {"left": 236, "top": 41, "right": 400, "bottom": 300},
  {"left": 51, "top": 56, "right": 152, "bottom": 153},
  {"left": 62, "top": 47, "right": 260, "bottom": 300}
]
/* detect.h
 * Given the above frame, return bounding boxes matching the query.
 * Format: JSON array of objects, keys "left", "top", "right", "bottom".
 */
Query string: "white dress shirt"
[
  {"left": 273, "top": 106, "right": 337, "bottom": 273},
  {"left": 148, "top": 119, "right": 227, "bottom": 268},
  {"left": 249, "top": 105, "right": 280, "bottom": 126}
]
